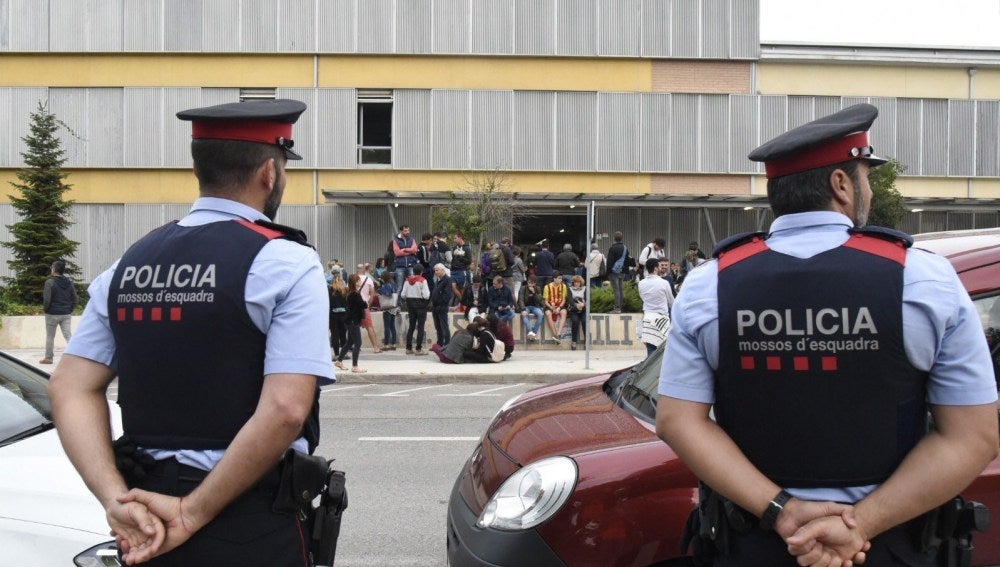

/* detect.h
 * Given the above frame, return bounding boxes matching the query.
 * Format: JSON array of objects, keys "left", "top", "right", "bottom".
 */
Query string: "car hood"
[
  {"left": 487, "top": 375, "right": 657, "bottom": 466},
  {"left": 0, "top": 427, "right": 110, "bottom": 536}
]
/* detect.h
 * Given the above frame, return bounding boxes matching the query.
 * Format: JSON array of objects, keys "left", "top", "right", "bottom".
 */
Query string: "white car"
[{"left": 0, "top": 352, "right": 120, "bottom": 566}]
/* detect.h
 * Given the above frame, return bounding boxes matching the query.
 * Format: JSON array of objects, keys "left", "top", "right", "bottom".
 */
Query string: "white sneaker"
[{"left": 527, "top": 332, "right": 536, "bottom": 341}]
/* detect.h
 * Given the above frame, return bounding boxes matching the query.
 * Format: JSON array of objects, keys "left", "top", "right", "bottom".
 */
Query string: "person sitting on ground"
[
  {"left": 518, "top": 275, "right": 545, "bottom": 342},
  {"left": 484, "top": 312, "right": 515, "bottom": 360},
  {"left": 431, "top": 317, "right": 487, "bottom": 364},
  {"left": 487, "top": 275, "right": 516, "bottom": 324},
  {"left": 543, "top": 272, "right": 569, "bottom": 343}
]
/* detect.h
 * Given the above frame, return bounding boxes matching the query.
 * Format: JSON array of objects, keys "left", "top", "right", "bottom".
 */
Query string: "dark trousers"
[
  {"left": 569, "top": 309, "right": 586, "bottom": 343},
  {"left": 382, "top": 310, "right": 398, "bottom": 345},
  {"left": 407, "top": 309, "right": 427, "bottom": 350},
  {"left": 432, "top": 307, "right": 451, "bottom": 346},
  {"left": 123, "top": 459, "right": 309, "bottom": 567},
  {"left": 713, "top": 519, "right": 936, "bottom": 567},
  {"left": 329, "top": 315, "right": 347, "bottom": 357},
  {"left": 337, "top": 323, "right": 361, "bottom": 366}
]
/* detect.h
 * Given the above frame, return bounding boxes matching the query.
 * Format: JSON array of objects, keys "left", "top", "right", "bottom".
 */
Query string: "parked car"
[
  {"left": 447, "top": 228, "right": 1000, "bottom": 567},
  {"left": 0, "top": 352, "right": 120, "bottom": 566}
]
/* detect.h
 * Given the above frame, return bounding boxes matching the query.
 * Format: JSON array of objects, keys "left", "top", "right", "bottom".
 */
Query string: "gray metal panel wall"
[
  {"left": 165, "top": 0, "right": 204, "bottom": 52},
  {"left": 922, "top": 99, "right": 948, "bottom": 175},
  {"left": 434, "top": 0, "right": 470, "bottom": 54},
  {"left": 599, "top": 0, "right": 641, "bottom": 57},
  {"left": 896, "top": 98, "right": 923, "bottom": 175},
  {"left": 47, "top": 0, "right": 86, "bottom": 51},
  {"left": 977, "top": 101, "right": 1000, "bottom": 177},
  {"left": 164, "top": 88, "right": 201, "bottom": 167},
  {"left": 6, "top": 88, "right": 49, "bottom": 168},
  {"left": 397, "top": 0, "right": 433, "bottom": 54},
  {"left": 125, "top": 0, "right": 163, "bottom": 51},
  {"left": 0, "top": 0, "right": 7, "bottom": 51},
  {"left": 671, "top": 94, "right": 698, "bottom": 172},
  {"left": 787, "top": 96, "right": 817, "bottom": 129},
  {"left": 700, "top": 94, "right": 729, "bottom": 172},
  {"left": 124, "top": 89, "right": 163, "bottom": 167},
  {"left": 0, "top": 89, "right": 9, "bottom": 166},
  {"left": 314, "top": 88, "right": 356, "bottom": 169},
  {"left": 729, "top": 95, "right": 756, "bottom": 173},
  {"left": 200, "top": 87, "right": 241, "bottom": 107},
  {"left": 513, "top": 91, "right": 555, "bottom": 170},
  {"left": 470, "top": 90, "right": 513, "bottom": 170},
  {"left": 90, "top": 0, "right": 124, "bottom": 52},
  {"left": 473, "top": 0, "right": 514, "bottom": 54},
  {"left": 319, "top": 0, "right": 356, "bottom": 53},
  {"left": 241, "top": 0, "right": 279, "bottom": 52},
  {"left": 813, "top": 97, "right": 842, "bottom": 120},
  {"left": 949, "top": 100, "right": 976, "bottom": 177},
  {"left": 515, "top": 0, "right": 555, "bottom": 55},
  {"left": 394, "top": 89, "right": 433, "bottom": 169},
  {"left": 641, "top": 0, "right": 671, "bottom": 57},
  {"left": 9, "top": 0, "right": 48, "bottom": 51},
  {"left": 203, "top": 0, "right": 240, "bottom": 52},
  {"left": 280, "top": 0, "right": 317, "bottom": 52},
  {"left": 671, "top": 0, "right": 699, "bottom": 58},
  {"left": 701, "top": 0, "right": 729, "bottom": 59},
  {"left": 48, "top": 89, "right": 88, "bottom": 167},
  {"left": 869, "top": 97, "right": 898, "bottom": 160},
  {"left": 277, "top": 88, "right": 319, "bottom": 168},
  {"left": 358, "top": 0, "right": 394, "bottom": 54},
  {"left": 640, "top": 93, "right": 671, "bottom": 172},
  {"left": 598, "top": 92, "right": 640, "bottom": 171},
  {"left": 432, "top": 90, "right": 470, "bottom": 169},
  {"left": 556, "top": 92, "right": 597, "bottom": 171},
  {"left": 556, "top": 0, "right": 596, "bottom": 56},
  {"left": 88, "top": 89, "right": 124, "bottom": 167},
  {"left": 729, "top": 0, "right": 758, "bottom": 59}
]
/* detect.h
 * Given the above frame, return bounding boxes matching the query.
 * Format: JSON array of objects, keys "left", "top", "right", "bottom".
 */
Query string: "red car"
[{"left": 447, "top": 228, "right": 1000, "bottom": 566}]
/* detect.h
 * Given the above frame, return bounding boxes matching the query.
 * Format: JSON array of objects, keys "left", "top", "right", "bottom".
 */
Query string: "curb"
[{"left": 331, "top": 369, "right": 616, "bottom": 385}]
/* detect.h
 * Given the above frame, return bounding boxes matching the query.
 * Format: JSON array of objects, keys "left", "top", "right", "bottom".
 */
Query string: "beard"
[
  {"left": 263, "top": 167, "right": 285, "bottom": 221},
  {"left": 853, "top": 185, "right": 868, "bottom": 227}
]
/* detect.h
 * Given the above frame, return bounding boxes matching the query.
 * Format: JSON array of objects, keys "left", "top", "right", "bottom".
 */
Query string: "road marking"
[
  {"left": 359, "top": 436, "right": 480, "bottom": 441},
  {"left": 364, "top": 384, "right": 453, "bottom": 397},
  {"left": 438, "top": 383, "right": 527, "bottom": 397},
  {"left": 321, "top": 384, "right": 374, "bottom": 394}
]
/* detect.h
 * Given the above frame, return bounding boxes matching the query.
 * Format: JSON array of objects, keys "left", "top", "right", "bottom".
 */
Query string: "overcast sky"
[{"left": 760, "top": 0, "right": 1000, "bottom": 49}]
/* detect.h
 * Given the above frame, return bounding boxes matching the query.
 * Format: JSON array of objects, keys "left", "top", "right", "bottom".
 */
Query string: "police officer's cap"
[
  {"left": 748, "top": 103, "right": 888, "bottom": 179},
  {"left": 177, "top": 99, "right": 307, "bottom": 160}
]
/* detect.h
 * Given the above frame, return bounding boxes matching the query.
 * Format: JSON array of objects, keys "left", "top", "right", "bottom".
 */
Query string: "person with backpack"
[
  {"left": 585, "top": 245, "right": 607, "bottom": 288},
  {"left": 400, "top": 264, "right": 431, "bottom": 355},
  {"left": 606, "top": 231, "right": 633, "bottom": 314},
  {"left": 392, "top": 224, "right": 419, "bottom": 292},
  {"left": 636, "top": 237, "right": 666, "bottom": 282}
]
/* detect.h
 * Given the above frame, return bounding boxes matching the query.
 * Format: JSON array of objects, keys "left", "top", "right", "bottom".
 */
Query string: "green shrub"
[{"left": 588, "top": 281, "right": 642, "bottom": 312}]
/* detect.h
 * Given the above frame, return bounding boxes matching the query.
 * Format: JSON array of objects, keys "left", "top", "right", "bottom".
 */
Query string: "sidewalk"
[{"left": 6, "top": 346, "right": 648, "bottom": 385}]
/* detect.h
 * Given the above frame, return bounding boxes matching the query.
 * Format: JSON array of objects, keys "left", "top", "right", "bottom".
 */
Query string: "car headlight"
[
  {"left": 74, "top": 541, "right": 121, "bottom": 567},
  {"left": 477, "top": 456, "right": 577, "bottom": 531}
]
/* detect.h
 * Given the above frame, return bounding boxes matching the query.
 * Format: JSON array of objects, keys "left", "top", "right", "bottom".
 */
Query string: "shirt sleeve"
[
  {"left": 658, "top": 262, "right": 719, "bottom": 403},
  {"left": 65, "top": 263, "right": 120, "bottom": 368}
]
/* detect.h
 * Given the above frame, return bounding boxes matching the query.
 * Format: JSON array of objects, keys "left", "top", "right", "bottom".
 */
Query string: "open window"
[{"left": 358, "top": 90, "right": 392, "bottom": 165}]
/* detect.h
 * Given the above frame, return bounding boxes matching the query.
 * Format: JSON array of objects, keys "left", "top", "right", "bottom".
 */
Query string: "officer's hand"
[
  {"left": 787, "top": 515, "right": 870, "bottom": 567},
  {"left": 117, "top": 489, "right": 205, "bottom": 561},
  {"left": 775, "top": 499, "right": 853, "bottom": 540},
  {"left": 106, "top": 500, "right": 165, "bottom": 565}
]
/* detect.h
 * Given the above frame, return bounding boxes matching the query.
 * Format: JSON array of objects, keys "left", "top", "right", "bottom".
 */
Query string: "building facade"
[{"left": 0, "top": 0, "right": 998, "bottom": 280}]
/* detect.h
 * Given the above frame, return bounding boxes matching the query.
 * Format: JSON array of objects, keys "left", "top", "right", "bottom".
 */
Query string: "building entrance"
[{"left": 514, "top": 213, "right": 588, "bottom": 268}]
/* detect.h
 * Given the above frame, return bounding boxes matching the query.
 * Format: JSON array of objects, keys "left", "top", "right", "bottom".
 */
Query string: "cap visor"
[
  {"left": 864, "top": 153, "right": 888, "bottom": 167},
  {"left": 285, "top": 148, "right": 303, "bottom": 160}
]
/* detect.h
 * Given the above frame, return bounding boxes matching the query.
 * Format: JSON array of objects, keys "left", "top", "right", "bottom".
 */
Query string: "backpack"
[
  {"left": 488, "top": 248, "right": 508, "bottom": 273},
  {"left": 428, "top": 243, "right": 446, "bottom": 268},
  {"left": 611, "top": 245, "right": 628, "bottom": 274},
  {"left": 477, "top": 330, "right": 506, "bottom": 363},
  {"left": 598, "top": 257, "right": 607, "bottom": 277}
]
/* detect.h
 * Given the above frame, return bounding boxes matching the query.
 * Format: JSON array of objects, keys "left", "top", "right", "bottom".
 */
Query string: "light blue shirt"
[
  {"left": 67, "top": 197, "right": 336, "bottom": 470},
  {"left": 659, "top": 211, "right": 997, "bottom": 503}
]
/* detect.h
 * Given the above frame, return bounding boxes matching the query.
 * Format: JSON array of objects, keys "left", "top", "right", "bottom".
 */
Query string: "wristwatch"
[{"left": 759, "top": 489, "right": 792, "bottom": 531}]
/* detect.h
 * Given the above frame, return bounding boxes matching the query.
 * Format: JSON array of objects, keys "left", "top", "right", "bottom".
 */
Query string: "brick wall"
[{"left": 652, "top": 60, "right": 752, "bottom": 94}]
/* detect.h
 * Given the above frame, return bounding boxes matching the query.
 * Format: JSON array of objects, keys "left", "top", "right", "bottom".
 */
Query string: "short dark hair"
[
  {"left": 453, "top": 231, "right": 464, "bottom": 239},
  {"left": 412, "top": 264, "right": 423, "bottom": 275},
  {"left": 653, "top": 237, "right": 666, "bottom": 248},
  {"left": 613, "top": 231, "right": 623, "bottom": 242},
  {"left": 767, "top": 160, "right": 861, "bottom": 217},
  {"left": 501, "top": 237, "right": 511, "bottom": 245},
  {"left": 399, "top": 224, "right": 410, "bottom": 231},
  {"left": 191, "top": 140, "right": 284, "bottom": 192},
  {"left": 646, "top": 257, "right": 660, "bottom": 274},
  {"left": 51, "top": 260, "right": 66, "bottom": 275},
  {"left": 421, "top": 232, "right": 433, "bottom": 241}
]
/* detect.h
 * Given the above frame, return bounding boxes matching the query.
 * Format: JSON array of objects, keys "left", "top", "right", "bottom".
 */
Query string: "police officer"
[
  {"left": 48, "top": 99, "right": 335, "bottom": 566},
  {"left": 656, "top": 104, "right": 999, "bottom": 566}
]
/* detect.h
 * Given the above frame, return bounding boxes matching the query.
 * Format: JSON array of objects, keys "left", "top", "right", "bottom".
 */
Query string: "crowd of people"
[{"left": 325, "top": 226, "right": 710, "bottom": 366}]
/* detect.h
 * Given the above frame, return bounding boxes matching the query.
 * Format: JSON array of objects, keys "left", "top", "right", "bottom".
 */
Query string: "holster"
[
  {"left": 680, "top": 483, "right": 754, "bottom": 564},
  {"left": 272, "top": 450, "right": 348, "bottom": 566},
  {"left": 312, "top": 468, "right": 348, "bottom": 567},
  {"left": 921, "top": 496, "right": 991, "bottom": 567},
  {"left": 272, "top": 449, "right": 329, "bottom": 516}
]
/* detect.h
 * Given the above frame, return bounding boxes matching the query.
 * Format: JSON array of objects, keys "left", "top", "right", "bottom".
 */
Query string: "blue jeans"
[
  {"left": 382, "top": 310, "right": 397, "bottom": 345},
  {"left": 521, "top": 306, "right": 543, "bottom": 334},
  {"left": 494, "top": 308, "right": 516, "bottom": 324},
  {"left": 394, "top": 266, "right": 413, "bottom": 293},
  {"left": 451, "top": 269, "right": 469, "bottom": 292},
  {"left": 609, "top": 272, "right": 627, "bottom": 310}
]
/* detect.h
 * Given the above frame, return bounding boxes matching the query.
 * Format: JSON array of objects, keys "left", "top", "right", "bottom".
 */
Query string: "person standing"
[
  {"left": 392, "top": 224, "right": 419, "bottom": 292},
  {"left": 497, "top": 237, "right": 517, "bottom": 291},
  {"left": 585, "top": 245, "right": 606, "bottom": 288},
  {"left": 555, "top": 243, "right": 580, "bottom": 277},
  {"left": 510, "top": 245, "right": 527, "bottom": 300},
  {"left": 533, "top": 239, "right": 556, "bottom": 289},
  {"left": 656, "top": 104, "right": 998, "bottom": 566},
  {"left": 355, "top": 263, "right": 382, "bottom": 353},
  {"left": 39, "top": 260, "right": 78, "bottom": 365},
  {"left": 328, "top": 273, "right": 349, "bottom": 359},
  {"left": 637, "top": 257, "right": 673, "bottom": 356},
  {"left": 376, "top": 271, "right": 398, "bottom": 351},
  {"left": 47, "top": 99, "right": 336, "bottom": 565},
  {"left": 430, "top": 263, "right": 453, "bottom": 348},
  {"left": 450, "top": 231, "right": 473, "bottom": 300},
  {"left": 335, "top": 273, "right": 368, "bottom": 373},
  {"left": 401, "top": 264, "right": 431, "bottom": 355},
  {"left": 636, "top": 237, "right": 666, "bottom": 281},
  {"left": 606, "top": 231, "right": 632, "bottom": 314}
]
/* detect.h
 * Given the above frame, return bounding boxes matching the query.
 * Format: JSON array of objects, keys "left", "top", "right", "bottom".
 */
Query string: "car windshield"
[
  {"left": 0, "top": 355, "right": 53, "bottom": 446},
  {"left": 973, "top": 292, "right": 1000, "bottom": 390}
]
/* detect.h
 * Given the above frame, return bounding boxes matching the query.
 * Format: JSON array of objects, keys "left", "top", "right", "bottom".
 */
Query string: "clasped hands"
[
  {"left": 776, "top": 499, "right": 872, "bottom": 567},
  {"left": 106, "top": 489, "right": 204, "bottom": 565}
]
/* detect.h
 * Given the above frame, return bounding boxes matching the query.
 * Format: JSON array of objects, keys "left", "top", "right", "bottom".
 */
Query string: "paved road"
[{"left": 316, "top": 382, "right": 536, "bottom": 567}]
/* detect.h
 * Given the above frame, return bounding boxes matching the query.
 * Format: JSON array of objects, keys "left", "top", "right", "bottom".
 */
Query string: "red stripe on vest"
[
  {"left": 717, "top": 237, "right": 769, "bottom": 272},
  {"left": 234, "top": 219, "right": 283, "bottom": 240},
  {"left": 841, "top": 233, "right": 906, "bottom": 266}
]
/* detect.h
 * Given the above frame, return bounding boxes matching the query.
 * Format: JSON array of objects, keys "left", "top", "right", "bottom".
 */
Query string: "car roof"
[{"left": 913, "top": 228, "right": 1000, "bottom": 296}]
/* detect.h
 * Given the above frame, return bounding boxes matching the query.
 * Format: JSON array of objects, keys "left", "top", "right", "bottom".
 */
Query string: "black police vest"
[
  {"left": 110, "top": 219, "right": 320, "bottom": 451},
  {"left": 715, "top": 229, "right": 927, "bottom": 488}
]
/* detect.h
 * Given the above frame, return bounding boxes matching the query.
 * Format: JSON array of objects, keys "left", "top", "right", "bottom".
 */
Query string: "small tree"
[
  {"left": 430, "top": 170, "right": 524, "bottom": 253},
  {"left": 3, "top": 101, "right": 80, "bottom": 304},
  {"left": 867, "top": 158, "right": 907, "bottom": 229}
]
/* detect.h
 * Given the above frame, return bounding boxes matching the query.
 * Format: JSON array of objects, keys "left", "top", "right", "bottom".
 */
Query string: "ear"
[
  {"left": 829, "top": 168, "right": 854, "bottom": 209},
  {"left": 259, "top": 158, "right": 277, "bottom": 190}
]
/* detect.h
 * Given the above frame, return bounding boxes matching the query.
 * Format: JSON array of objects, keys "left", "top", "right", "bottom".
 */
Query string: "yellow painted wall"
[
  {"left": 0, "top": 169, "right": 318, "bottom": 205},
  {"left": 320, "top": 170, "right": 651, "bottom": 195},
  {"left": 974, "top": 69, "right": 1000, "bottom": 99},
  {"left": 897, "top": 177, "right": 970, "bottom": 199},
  {"left": 0, "top": 55, "right": 314, "bottom": 87},
  {"left": 758, "top": 64, "right": 973, "bottom": 99}
]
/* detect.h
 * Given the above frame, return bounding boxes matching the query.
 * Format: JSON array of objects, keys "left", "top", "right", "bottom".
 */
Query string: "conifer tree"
[{"left": 3, "top": 101, "right": 80, "bottom": 304}]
